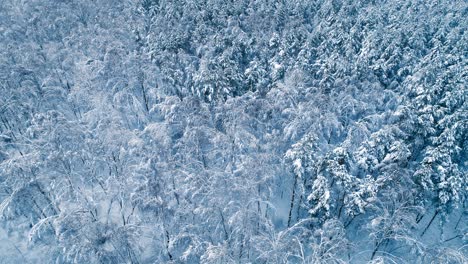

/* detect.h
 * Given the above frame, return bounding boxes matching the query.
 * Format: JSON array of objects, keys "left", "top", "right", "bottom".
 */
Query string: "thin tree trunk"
[
  {"left": 370, "top": 241, "right": 382, "bottom": 260},
  {"left": 165, "top": 230, "right": 173, "bottom": 261},
  {"left": 454, "top": 211, "right": 463, "bottom": 230},
  {"left": 141, "top": 83, "right": 149, "bottom": 112},
  {"left": 421, "top": 210, "right": 439, "bottom": 237},
  {"left": 287, "top": 175, "right": 298, "bottom": 227},
  {"left": 219, "top": 209, "right": 229, "bottom": 240},
  {"left": 239, "top": 234, "right": 244, "bottom": 263},
  {"left": 337, "top": 193, "right": 346, "bottom": 218},
  {"left": 415, "top": 212, "right": 424, "bottom": 223}
]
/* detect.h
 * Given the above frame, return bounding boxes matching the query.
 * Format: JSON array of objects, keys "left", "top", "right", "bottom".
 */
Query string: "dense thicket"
[{"left": 0, "top": 0, "right": 466, "bottom": 263}]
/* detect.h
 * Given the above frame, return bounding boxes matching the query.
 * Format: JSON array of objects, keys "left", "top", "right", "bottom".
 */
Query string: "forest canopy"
[{"left": 0, "top": 0, "right": 466, "bottom": 263}]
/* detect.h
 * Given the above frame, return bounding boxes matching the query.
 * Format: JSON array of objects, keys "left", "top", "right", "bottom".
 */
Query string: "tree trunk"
[
  {"left": 165, "top": 230, "right": 173, "bottom": 261},
  {"left": 287, "top": 175, "right": 298, "bottom": 227},
  {"left": 141, "top": 83, "right": 149, "bottom": 112},
  {"left": 421, "top": 210, "right": 439, "bottom": 237}
]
